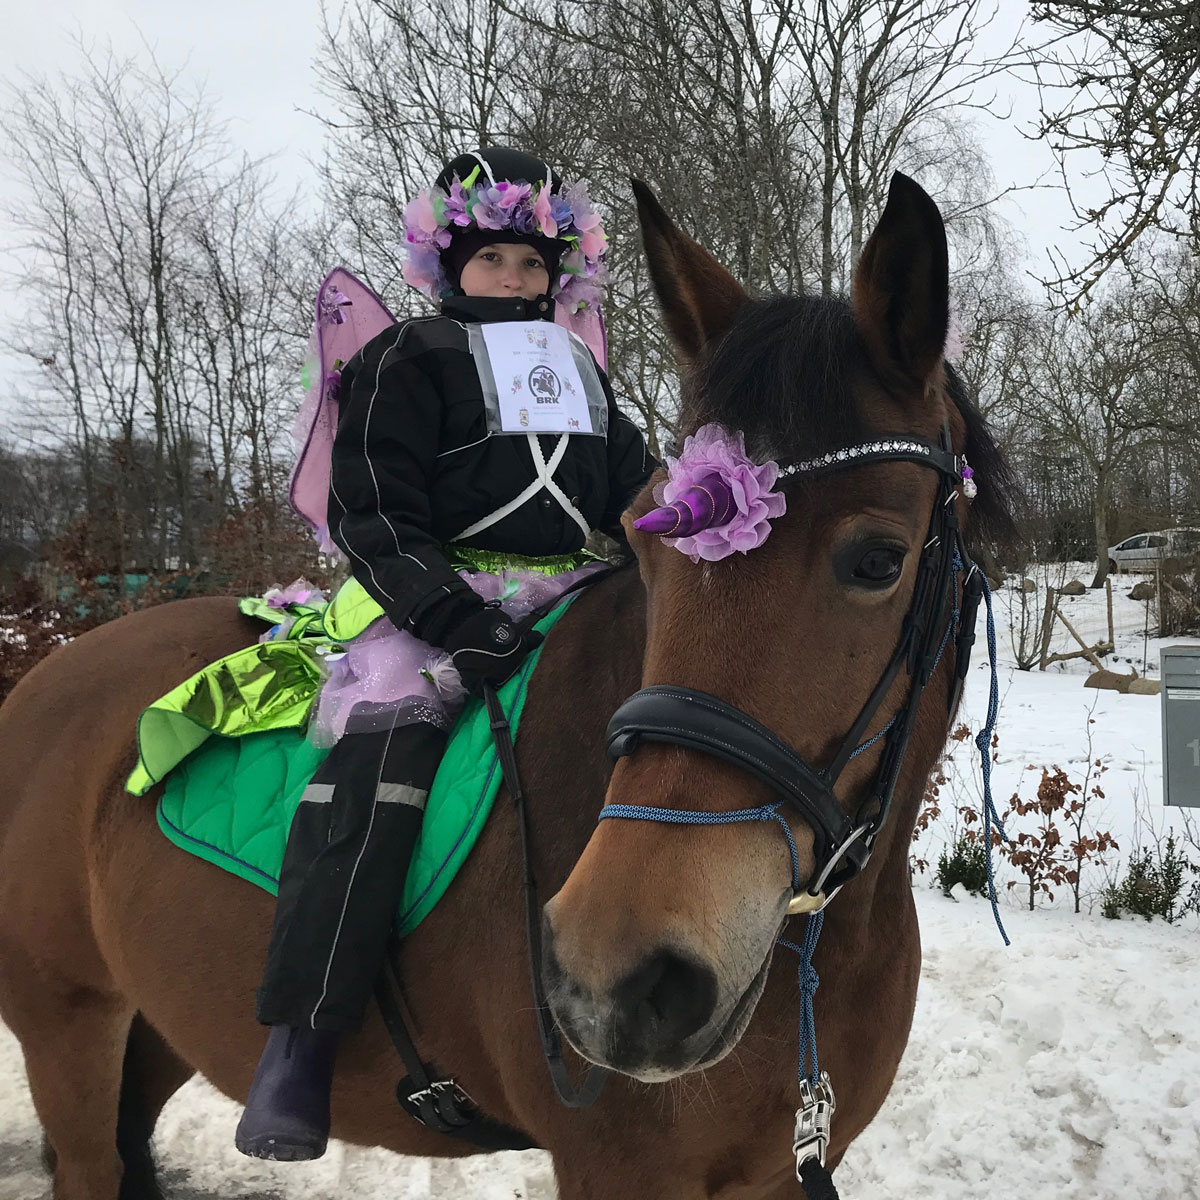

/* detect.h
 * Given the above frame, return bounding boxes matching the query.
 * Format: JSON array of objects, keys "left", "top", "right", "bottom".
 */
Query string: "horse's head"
[{"left": 542, "top": 174, "right": 1009, "bottom": 1083}]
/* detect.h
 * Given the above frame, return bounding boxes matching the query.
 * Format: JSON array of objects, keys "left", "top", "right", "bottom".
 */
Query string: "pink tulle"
[
  {"left": 655, "top": 423, "right": 787, "bottom": 563},
  {"left": 309, "top": 561, "right": 604, "bottom": 746},
  {"left": 265, "top": 579, "right": 323, "bottom": 609}
]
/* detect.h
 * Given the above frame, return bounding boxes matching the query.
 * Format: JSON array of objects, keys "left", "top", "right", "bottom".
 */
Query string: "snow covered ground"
[
  {"left": 2, "top": 566, "right": 1198, "bottom": 1198},
  {"left": 920, "top": 564, "right": 1200, "bottom": 906}
]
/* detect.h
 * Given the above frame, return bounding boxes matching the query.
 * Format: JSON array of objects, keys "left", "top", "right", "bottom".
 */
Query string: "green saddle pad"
[{"left": 156, "top": 598, "right": 573, "bottom": 937}]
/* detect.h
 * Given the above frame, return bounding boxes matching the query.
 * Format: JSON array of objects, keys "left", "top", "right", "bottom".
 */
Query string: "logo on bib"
[{"left": 529, "top": 365, "right": 562, "bottom": 404}]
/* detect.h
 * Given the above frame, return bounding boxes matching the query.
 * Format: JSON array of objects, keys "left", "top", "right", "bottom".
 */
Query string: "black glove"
[{"left": 441, "top": 605, "right": 544, "bottom": 697}]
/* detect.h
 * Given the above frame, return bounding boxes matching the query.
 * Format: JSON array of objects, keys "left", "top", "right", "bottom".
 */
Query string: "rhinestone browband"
[{"left": 778, "top": 438, "right": 959, "bottom": 479}]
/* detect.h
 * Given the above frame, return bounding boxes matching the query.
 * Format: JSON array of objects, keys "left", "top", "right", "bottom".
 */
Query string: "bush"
[
  {"left": 0, "top": 584, "right": 95, "bottom": 705},
  {"left": 936, "top": 834, "right": 990, "bottom": 898},
  {"left": 1158, "top": 558, "right": 1200, "bottom": 637},
  {"left": 1102, "top": 836, "right": 1193, "bottom": 922}
]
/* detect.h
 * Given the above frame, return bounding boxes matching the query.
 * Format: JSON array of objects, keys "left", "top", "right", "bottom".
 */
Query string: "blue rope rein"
[
  {"left": 975, "top": 572, "right": 1010, "bottom": 946},
  {"left": 597, "top": 803, "right": 826, "bottom": 1087},
  {"left": 777, "top": 913, "right": 826, "bottom": 1086},
  {"left": 596, "top": 802, "right": 819, "bottom": 1081}
]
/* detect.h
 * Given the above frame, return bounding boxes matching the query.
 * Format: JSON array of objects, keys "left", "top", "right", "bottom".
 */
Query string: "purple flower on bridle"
[
  {"left": 634, "top": 424, "right": 787, "bottom": 562},
  {"left": 961, "top": 460, "right": 978, "bottom": 499}
]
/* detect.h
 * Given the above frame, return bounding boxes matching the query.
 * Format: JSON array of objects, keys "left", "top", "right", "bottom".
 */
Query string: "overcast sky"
[{"left": 0, "top": 0, "right": 1102, "bottom": 432}]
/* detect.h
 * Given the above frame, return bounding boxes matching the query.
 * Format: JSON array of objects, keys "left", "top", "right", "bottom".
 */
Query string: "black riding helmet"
[{"left": 436, "top": 147, "right": 565, "bottom": 293}]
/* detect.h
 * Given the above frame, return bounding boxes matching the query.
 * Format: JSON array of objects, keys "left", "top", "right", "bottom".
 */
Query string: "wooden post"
[
  {"left": 1038, "top": 586, "right": 1056, "bottom": 671},
  {"left": 1056, "top": 606, "right": 1107, "bottom": 671},
  {"left": 1157, "top": 563, "right": 1164, "bottom": 638}
]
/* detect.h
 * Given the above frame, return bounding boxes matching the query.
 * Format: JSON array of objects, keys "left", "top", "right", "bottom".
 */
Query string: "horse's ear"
[
  {"left": 632, "top": 178, "right": 749, "bottom": 362},
  {"left": 852, "top": 172, "right": 949, "bottom": 391}
]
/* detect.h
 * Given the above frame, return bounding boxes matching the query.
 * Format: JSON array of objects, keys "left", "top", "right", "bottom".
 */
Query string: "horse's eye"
[{"left": 852, "top": 546, "right": 906, "bottom": 587}]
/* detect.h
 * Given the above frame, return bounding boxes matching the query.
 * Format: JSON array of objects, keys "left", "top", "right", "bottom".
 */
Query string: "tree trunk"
[{"left": 1090, "top": 477, "right": 1111, "bottom": 588}]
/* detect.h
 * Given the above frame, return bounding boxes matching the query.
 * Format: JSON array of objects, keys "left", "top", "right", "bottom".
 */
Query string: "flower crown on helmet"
[{"left": 401, "top": 162, "right": 608, "bottom": 312}]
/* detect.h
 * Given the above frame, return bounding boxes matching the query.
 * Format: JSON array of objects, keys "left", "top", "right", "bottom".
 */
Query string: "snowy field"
[{"left": 2, "top": 566, "right": 1199, "bottom": 1199}]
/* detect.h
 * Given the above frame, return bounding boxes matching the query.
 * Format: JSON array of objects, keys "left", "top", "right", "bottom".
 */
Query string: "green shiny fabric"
[
  {"left": 320, "top": 577, "right": 386, "bottom": 643},
  {"left": 154, "top": 595, "right": 577, "bottom": 936},
  {"left": 444, "top": 546, "right": 598, "bottom": 575},
  {"left": 126, "top": 595, "right": 334, "bottom": 796}
]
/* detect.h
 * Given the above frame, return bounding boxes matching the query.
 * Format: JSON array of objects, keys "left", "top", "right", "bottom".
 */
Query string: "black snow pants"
[{"left": 255, "top": 719, "right": 446, "bottom": 1031}]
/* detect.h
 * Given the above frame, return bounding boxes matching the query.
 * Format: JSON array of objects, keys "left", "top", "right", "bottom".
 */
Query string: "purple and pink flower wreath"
[{"left": 401, "top": 165, "right": 608, "bottom": 312}]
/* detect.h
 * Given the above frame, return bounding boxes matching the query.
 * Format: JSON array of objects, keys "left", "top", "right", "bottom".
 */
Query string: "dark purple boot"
[{"left": 235, "top": 1025, "right": 338, "bottom": 1161}]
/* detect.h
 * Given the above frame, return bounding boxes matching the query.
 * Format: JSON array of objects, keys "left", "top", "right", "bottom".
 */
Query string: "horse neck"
[{"left": 518, "top": 564, "right": 648, "bottom": 887}]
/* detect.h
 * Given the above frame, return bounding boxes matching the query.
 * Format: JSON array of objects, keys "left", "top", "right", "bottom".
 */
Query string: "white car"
[{"left": 1108, "top": 528, "right": 1200, "bottom": 573}]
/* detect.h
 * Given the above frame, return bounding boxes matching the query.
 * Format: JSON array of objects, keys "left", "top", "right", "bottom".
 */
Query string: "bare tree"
[
  {"left": 3, "top": 43, "right": 319, "bottom": 574},
  {"left": 1024, "top": 284, "right": 1168, "bottom": 586},
  {"left": 315, "top": 0, "right": 1020, "bottom": 456},
  {"left": 779, "top": 0, "right": 1027, "bottom": 293},
  {"left": 953, "top": 279, "right": 1038, "bottom": 437},
  {"left": 1128, "top": 240, "right": 1200, "bottom": 525},
  {"left": 1031, "top": 0, "right": 1200, "bottom": 302},
  {"left": 4, "top": 47, "right": 226, "bottom": 567}
]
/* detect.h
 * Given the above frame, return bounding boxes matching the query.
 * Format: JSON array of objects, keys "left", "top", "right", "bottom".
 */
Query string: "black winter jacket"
[{"left": 328, "top": 294, "right": 655, "bottom": 636}]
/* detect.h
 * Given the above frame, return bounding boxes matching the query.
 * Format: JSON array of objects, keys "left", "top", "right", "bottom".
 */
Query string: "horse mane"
[{"left": 678, "top": 295, "right": 1015, "bottom": 545}]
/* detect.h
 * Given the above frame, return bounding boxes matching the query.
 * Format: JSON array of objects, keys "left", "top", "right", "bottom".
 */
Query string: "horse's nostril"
[{"left": 613, "top": 948, "right": 718, "bottom": 1054}]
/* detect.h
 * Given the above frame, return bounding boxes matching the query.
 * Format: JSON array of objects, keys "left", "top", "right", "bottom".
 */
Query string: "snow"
[
  {"left": 837, "top": 895, "right": 1200, "bottom": 1199},
  {"left": 2, "top": 567, "right": 1198, "bottom": 1198}
]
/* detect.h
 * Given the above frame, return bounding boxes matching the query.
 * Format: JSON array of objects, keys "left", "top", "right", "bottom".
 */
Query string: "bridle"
[
  {"left": 464, "top": 425, "right": 984, "bottom": 1132},
  {"left": 602, "top": 426, "right": 983, "bottom": 911}
]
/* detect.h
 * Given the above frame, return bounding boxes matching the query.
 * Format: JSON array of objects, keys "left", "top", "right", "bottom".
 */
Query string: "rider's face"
[{"left": 459, "top": 243, "right": 551, "bottom": 301}]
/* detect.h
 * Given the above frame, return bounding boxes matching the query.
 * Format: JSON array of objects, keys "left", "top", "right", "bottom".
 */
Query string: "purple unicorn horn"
[{"left": 633, "top": 472, "right": 737, "bottom": 538}]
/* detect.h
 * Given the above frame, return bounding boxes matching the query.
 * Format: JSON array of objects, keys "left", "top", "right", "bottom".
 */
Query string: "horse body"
[
  {"left": 0, "top": 571, "right": 920, "bottom": 1199},
  {"left": 0, "top": 174, "right": 1008, "bottom": 1198}
]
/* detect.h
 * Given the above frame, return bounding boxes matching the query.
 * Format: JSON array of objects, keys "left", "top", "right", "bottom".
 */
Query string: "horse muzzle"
[{"left": 540, "top": 905, "right": 778, "bottom": 1081}]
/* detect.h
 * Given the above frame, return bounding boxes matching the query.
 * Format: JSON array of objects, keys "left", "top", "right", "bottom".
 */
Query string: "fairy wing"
[{"left": 288, "top": 268, "right": 397, "bottom": 554}]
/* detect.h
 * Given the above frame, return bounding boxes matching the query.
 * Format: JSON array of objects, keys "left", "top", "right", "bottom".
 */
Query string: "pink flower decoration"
[
  {"left": 563, "top": 179, "right": 593, "bottom": 223},
  {"left": 403, "top": 191, "right": 440, "bottom": 241},
  {"left": 560, "top": 246, "right": 586, "bottom": 276},
  {"left": 495, "top": 180, "right": 531, "bottom": 211},
  {"left": 444, "top": 177, "right": 472, "bottom": 226},
  {"left": 532, "top": 187, "right": 557, "bottom": 238},
  {"left": 576, "top": 212, "right": 607, "bottom": 259},
  {"left": 402, "top": 245, "right": 442, "bottom": 292},
  {"left": 264, "top": 578, "right": 326, "bottom": 609},
  {"left": 656, "top": 423, "right": 786, "bottom": 562},
  {"left": 401, "top": 173, "right": 608, "bottom": 307}
]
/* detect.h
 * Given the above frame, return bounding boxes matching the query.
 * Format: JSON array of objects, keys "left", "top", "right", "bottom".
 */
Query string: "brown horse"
[{"left": 0, "top": 175, "right": 1009, "bottom": 1200}]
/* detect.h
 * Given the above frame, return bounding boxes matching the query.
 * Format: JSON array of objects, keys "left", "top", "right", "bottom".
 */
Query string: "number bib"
[{"left": 469, "top": 320, "right": 608, "bottom": 437}]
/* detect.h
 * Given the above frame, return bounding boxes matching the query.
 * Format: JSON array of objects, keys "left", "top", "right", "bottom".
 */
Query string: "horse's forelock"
[
  {"left": 676, "top": 295, "right": 1015, "bottom": 543},
  {"left": 681, "top": 296, "right": 868, "bottom": 464}
]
